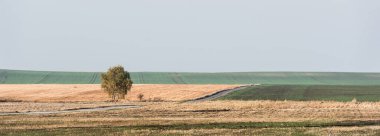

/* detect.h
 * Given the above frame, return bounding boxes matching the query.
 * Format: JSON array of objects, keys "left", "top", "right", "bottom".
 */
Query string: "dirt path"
[
  {"left": 186, "top": 85, "right": 253, "bottom": 102},
  {"left": 0, "top": 105, "right": 140, "bottom": 115}
]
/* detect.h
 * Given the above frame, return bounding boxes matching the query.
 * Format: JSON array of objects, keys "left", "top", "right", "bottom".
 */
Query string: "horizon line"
[{"left": 1, "top": 68, "right": 380, "bottom": 74}]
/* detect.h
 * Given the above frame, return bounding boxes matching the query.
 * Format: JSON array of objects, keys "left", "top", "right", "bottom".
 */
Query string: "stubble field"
[
  {"left": 1, "top": 101, "right": 380, "bottom": 135},
  {"left": 0, "top": 84, "right": 240, "bottom": 102}
]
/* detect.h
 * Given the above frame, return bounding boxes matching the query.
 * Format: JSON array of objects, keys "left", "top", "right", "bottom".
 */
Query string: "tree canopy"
[{"left": 101, "top": 65, "right": 133, "bottom": 101}]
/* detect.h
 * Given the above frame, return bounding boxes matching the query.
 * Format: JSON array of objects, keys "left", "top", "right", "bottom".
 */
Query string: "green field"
[
  {"left": 218, "top": 85, "right": 380, "bottom": 102},
  {"left": 1, "top": 69, "right": 380, "bottom": 85}
]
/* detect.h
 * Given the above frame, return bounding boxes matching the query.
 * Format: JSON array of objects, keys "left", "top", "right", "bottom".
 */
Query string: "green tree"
[{"left": 101, "top": 65, "right": 133, "bottom": 101}]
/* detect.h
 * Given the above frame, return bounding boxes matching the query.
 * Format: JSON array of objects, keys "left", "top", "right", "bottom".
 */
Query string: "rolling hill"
[{"left": 1, "top": 69, "right": 380, "bottom": 85}]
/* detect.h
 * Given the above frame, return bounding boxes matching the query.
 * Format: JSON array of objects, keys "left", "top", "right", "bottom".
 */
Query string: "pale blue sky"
[{"left": 1, "top": 0, "right": 379, "bottom": 72}]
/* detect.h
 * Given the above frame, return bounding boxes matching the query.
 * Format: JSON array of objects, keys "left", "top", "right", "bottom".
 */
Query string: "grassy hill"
[{"left": 1, "top": 69, "right": 380, "bottom": 85}]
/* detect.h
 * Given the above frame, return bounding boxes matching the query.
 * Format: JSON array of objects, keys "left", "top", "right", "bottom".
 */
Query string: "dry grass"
[
  {"left": 123, "top": 127, "right": 380, "bottom": 136},
  {"left": 1, "top": 101, "right": 380, "bottom": 135},
  {"left": 0, "top": 102, "right": 129, "bottom": 113},
  {"left": 118, "top": 100, "right": 380, "bottom": 122},
  {"left": 0, "top": 84, "right": 240, "bottom": 102},
  {"left": 2, "top": 101, "right": 380, "bottom": 129}
]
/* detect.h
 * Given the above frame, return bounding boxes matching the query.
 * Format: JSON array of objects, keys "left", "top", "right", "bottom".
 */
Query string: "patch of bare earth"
[{"left": 0, "top": 84, "right": 241, "bottom": 102}]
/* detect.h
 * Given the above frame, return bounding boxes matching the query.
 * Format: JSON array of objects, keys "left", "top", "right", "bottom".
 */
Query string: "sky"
[{"left": 1, "top": 0, "right": 379, "bottom": 72}]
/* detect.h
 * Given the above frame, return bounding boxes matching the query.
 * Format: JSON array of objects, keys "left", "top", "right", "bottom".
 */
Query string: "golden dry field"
[
  {"left": 0, "top": 84, "right": 240, "bottom": 102},
  {"left": 1, "top": 101, "right": 380, "bottom": 135}
]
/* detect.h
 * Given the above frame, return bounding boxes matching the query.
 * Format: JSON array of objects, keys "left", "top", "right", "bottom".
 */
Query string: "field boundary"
[{"left": 186, "top": 85, "right": 254, "bottom": 102}]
